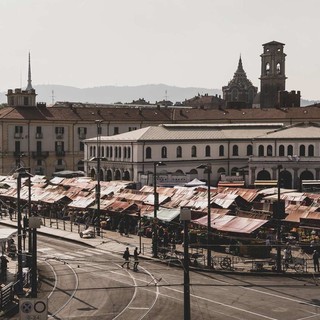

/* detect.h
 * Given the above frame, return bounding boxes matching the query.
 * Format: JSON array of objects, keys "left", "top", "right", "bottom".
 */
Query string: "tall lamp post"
[
  {"left": 153, "top": 161, "right": 166, "bottom": 258},
  {"left": 95, "top": 120, "right": 102, "bottom": 237},
  {"left": 197, "top": 164, "right": 212, "bottom": 268},
  {"left": 14, "top": 166, "right": 33, "bottom": 293},
  {"left": 180, "top": 207, "right": 191, "bottom": 320}
]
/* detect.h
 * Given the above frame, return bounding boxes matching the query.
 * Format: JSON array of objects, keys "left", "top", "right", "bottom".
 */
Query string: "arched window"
[
  {"left": 267, "top": 145, "right": 273, "bottom": 156},
  {"left": 231, "top": 167, "right": 238, "bottom": 176},
  {"left": 89, "top": 146, "right": 93, "bottom": 157},
  {"left": 118, "top": 146, "right": 121, "bottom": 158},
  {"left": 115, "top": 146, "right": 118, "bottom": 158},
  {"left": 287, "top": 145, "right": 293, "bottom": 156},
  {"left": 161, "top": 146, "right": 167, "bottom": 158},
  {"left": 205, "top": 145, "right": 211, "bottom": 157},
  {"left": 299, "top": 145, "right": 306, "bottom": 157},
  {"left": 101, "top": 147, "right": 105, "bottom": 157},
  {"left": 258, "top": 145, "right": 264, "bottom": 156},
  {"left": 110, "top": 147, "right": 113, "bottom": 158},
  {"left": 146, "top": 147, "right": 152, "bottom": 159},
  {"left": 217, "top": 167, "right": 226, "bottom": 174},
  {"left": 127, "top": 147, "right": 131, "bottom": 159},
  {"left": 276, "top": 62, "right": 281, "bottom": 74},
  {"left": 247, "top": 144, "right": 253, "bottom": 156},
  {"left": 124, "top": 147, "right": 127, "bottom": 158},
  {"left": 176, "top": 146, "right": 182, "bottom": 158},
  {"left": 191, "top": 146, "right": 197, "bottom": 157},
  {"left": 232, "top": 145, "right": 239, "bottom": 156},
  {"left": 308, "top": 145, "right": 314, "bottom": 157},
  {"left": 279, "top": 145, "right": 285, "bottom": 156},
  {"left": 265, "top": 62, "right": 270, "bottom": 75},
  {"left": 219, "top": 145, "right": 224, "bottom": 156},
  {"left": 93, "top": 146, "right": 96, "bottom": 157},
  {"left": 231, "top": 88, "right": 238, "bottom": 100}
]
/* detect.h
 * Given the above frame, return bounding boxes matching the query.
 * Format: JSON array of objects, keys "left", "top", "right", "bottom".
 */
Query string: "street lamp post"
[
  {"left": 95, "top": 120, "right": 102, "bottom": 237},
  {"left": 180, "top": 207, "right": 191, "bottom": 320},
  {"left": 197, "top": 164, "right": 212, "bottom": 268},
  {"left": 153, "top": 161, "right": 166, "bottom": 258}
]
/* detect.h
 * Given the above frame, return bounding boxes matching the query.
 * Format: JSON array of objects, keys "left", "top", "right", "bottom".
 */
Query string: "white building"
[{"left": 84, "top": 123, "right": 286, "bottom": 187}]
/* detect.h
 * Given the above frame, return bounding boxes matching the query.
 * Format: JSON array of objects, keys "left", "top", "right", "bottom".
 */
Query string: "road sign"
[{"left": 20, "top": 298, "right": 48, "bottom": 320}]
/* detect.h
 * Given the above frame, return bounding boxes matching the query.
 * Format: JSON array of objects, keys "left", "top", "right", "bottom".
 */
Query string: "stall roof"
[
  {"left": 144, "top": 208, "right": 181, "bottom": 222},
  {"left": 0, "top": 228, "right": 17, "bottom": 241},
  {"left": 68, "top": 196, "right": 95, "bottom": 209},
  {"left": 218, "top": 217, "right": 268, "bottom": 234}
]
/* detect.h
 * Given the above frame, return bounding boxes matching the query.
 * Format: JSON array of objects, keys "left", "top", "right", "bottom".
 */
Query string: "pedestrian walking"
[
  {"left": 121, "top": 247, "right": 130, "bottom": 269},
  {"left": 133, "top": 247, "right": 140, "bottom": 271},
  {"left": 313, "top": 250, "right": 320, "bottom": 272}
]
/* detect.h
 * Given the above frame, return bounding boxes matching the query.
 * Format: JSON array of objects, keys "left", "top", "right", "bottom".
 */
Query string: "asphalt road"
[{"left": 11, "top": 235, "right": 320, "bottom": 319}]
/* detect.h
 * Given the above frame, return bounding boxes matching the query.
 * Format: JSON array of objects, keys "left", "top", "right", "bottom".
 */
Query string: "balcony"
[
  {"left": 56, "top": 150, "right": 65, "bottom": 156},
  {"left": 31, "top": 151, "right": 49, "bottom": 159},
  {"left": 13, "top": 151, "right": 24, "bottom": 158}
]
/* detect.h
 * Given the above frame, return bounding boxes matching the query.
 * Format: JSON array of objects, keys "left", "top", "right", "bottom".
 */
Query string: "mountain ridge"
[{"left": 0, "top": 84, "right": 317, "bottom": 107}]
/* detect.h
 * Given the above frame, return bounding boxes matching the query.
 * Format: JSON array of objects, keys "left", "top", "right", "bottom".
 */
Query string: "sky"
[{"left": 0, "top": 0, "right": 319, "bottom": 100}]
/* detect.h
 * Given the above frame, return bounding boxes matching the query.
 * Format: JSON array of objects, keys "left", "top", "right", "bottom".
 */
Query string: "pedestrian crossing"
[{"left": 38, "top": 245, "right": 107, "bottom": 261}]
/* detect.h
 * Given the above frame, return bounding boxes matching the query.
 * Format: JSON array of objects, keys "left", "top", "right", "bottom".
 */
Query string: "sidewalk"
[{"left": 0, "top": 215, "right": 317, "bottom": 281}]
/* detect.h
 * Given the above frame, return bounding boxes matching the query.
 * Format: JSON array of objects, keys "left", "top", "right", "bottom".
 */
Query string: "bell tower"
[{"left": 260, "top": 41, "right": 287, "bottom": 108}]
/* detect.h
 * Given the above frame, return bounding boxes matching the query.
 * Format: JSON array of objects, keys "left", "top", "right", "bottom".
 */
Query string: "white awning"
[{"left": 0, "top": 228, "right": 17, "bottom": 241}]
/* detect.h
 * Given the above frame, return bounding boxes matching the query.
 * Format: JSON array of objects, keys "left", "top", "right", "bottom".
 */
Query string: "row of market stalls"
[{"left": 1, "top": 174, "right": 320, "bottom": 257}]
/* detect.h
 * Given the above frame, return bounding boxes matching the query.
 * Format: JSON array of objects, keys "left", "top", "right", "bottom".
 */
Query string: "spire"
[
  {"left": 26, "top": 52, "right": 33, "bottom": 91},
  {"left": 236, "top": 54, "right": 245, "bottom": 73}
]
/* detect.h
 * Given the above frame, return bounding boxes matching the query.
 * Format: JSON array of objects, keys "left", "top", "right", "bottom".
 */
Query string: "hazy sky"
[{"left": 0, "top": 0, "right": 319, "bottom": 100}]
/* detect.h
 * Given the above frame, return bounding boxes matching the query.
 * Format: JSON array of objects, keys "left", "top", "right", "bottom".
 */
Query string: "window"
[
  {"left": 115, "top": 146, "right": 118, "bottom": 158},
  {"left": 55, "top": 141, "right": 64, "bottom": 155},
  {"left": 118, "top": 146, "right": 121, "bottom": 158},
  {"left": 146, "top": 147, "right": 152, "bottom": 159},
  {"left": 308, "top": 145, "right": 314, "bottom": 157},
  {"left": 258, "top": 145, "right": 264, "bottom": 156},
  {"left": 205, "top": 145, "right": 211, "bottom": 157},
  {"left": 287, "top": 145, "right": 293, "bottom": 156},
  {"left": 80, "top": 142, "right": 84, "bottom": 151},
  {"left": 113, "top": 127, "right": 119, "bottom": 135},
  {"left": 55, "top": 127, "right": 64, "bottom": 139},
  {"left": 276, "top": 63, "right": 281, "bottom": 74},
  {"left": 129, "top": 127, "right": 137, "bottom": 131},
  {"left": 161, "top": 146, "right": 167, "bottom": 158},
  {"left": 231, "top": 88, "right": 238, "bottom": 101},
  {"left": 97, "top": 126, "right": 102, "bottom": 135},
  {"left": 36, "top": 126, "right": 43, "bottom": 139},
  {"left": 232, "top": 145, "right": 239, "bottom": 156},
  {"left": 279, "top": 145, "right": 285, "bottom": 156},
  {"left": 217, "top": 167, "right": 225, "bottom": 174},
  {"left": 14, "top": 126, "right": 23, "bottom": 138},
  {"left": 37, "top": 160, "right": 42, "bottom": 166},
  {"left": 267, "top": 145, "right": 273, "bottom": 156},
  {"left": 57, "top": 159, "right": 63, "bottom": 166},
  {"left": 127, "top": 147, "right": 131, "bottom": 158},
  {"left": 89, "top": 146, "right": 93, "bottom": 157},
  {"left": 78, "top": 127, "right": 87, "bottom": 139},
  {"left": 265, "top": 63, "right": 270, "bottom": 75},
  {"left": 219, "top": 145, "right": 224, "bottom": 156},
  {"left": 191, "top": 146, "right": 197, "bottom": 157},
  {"left": 24, "top": 97, "right": 28, "bottom": 105},
  {"left": 109, "top": 147, "right": 113, "bottom": 158},
  {"left": 176, "top": 146, "right": 182, "bottom": 158},
  {"left": 55, "top": 127, "right": 64, "bottom": 134},
  {"left": 231, "top": 167, "right": 238, "bottom": 176},
  {"left": 299, "top": 145, "right": 306, "bottom": 157},
  {"left": 106, "top": 146, "right": 110, "bottom": 158},
  {"left": 247, "top": 145, "right": 253, "bottom": 156},
  {"left": 124, "top": 147, "right": 127, "bottom": 158},
  {"left": 36, "top": 141, "right": 42, "bottom": 152}
]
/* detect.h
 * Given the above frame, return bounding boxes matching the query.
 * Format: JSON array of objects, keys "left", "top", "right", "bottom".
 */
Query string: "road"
[{"left": 13, "top": 235, "right": 320, "bottom": 319}]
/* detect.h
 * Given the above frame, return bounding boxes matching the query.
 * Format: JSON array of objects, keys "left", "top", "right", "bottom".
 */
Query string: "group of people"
[{"left": 121, "top": 247, "right": 140, "bottom": 271}]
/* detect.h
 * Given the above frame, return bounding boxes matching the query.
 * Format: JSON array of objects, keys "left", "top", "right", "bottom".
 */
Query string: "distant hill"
[{"left": 0, "top": 84, "right": 317, "bottom": 106}]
